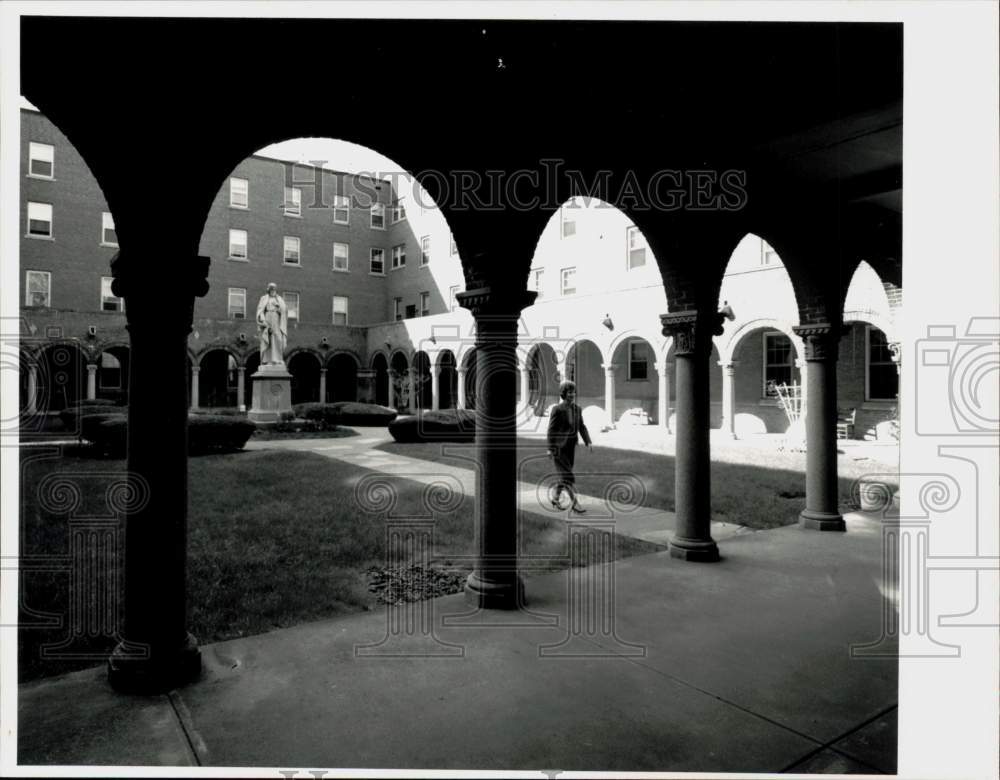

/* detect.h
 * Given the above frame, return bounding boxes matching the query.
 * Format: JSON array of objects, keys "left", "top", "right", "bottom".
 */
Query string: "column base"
[
  {"left": 464, "top": 571, "right": 524, "bottom": 609},
  {"left": 799, "top": 509, "right": 846, "bottom": 532},
  {"left": 107, "top": 633, "right": 201, "bottom": 694},
  {"left": 668, "top": 536, "right": 720, "bottom": 562}
]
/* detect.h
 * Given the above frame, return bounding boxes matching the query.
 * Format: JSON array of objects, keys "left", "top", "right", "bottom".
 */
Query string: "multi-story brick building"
[{"left": 19, "top": 107, "right": 900, "bottom": 437}]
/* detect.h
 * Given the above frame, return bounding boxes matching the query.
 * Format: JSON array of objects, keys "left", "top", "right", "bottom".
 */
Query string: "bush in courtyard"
[
  {"left": 59, "top": 400, "right": 122, "bottom": 431},
  {"left": 190, "top": 408, "right": 245, "bottom": 417},
  {"left": 80, "top": 413, "right": 128, "bottom": 455},
  {"left": 326, "top": 401, "right": 397, "bottom": 427},
  {"left": 188, "top": 415, "right": 257, "bottom": 453},
  {"left": 291, "top": 402, "right": 341, "bottom": 430},
  {"left": 388, "top": 408, "right": 476, "bottom": 443}
]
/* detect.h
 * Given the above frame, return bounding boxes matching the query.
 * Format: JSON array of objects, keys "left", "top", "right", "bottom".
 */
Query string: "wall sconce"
[
  {"left": 429, "top": 334, "right": 437, "bottom": 345},
  {"left": 384, "top": 341, "right": 392, "bottom": 352},
  {"left": 719, "top": 300, "right": 736, "bottom": 321},
  {"left": 237, "top": 333, "right": 247, "bottom": 344},
  {"left": 86, "top": 325, "right": 97, "bottom": 338},
  {"left": 320, "top": 336, "right": 329, "bottom": 348},
  {"left": 602, "top": 314, "right": 614, "bottom": 331}
]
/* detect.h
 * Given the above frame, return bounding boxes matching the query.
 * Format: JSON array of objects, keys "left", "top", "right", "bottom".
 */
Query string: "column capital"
[
  {"left": 660, "top": 310, "right": 724, "bottom": 357},
  {"left": 888, "top": 341, "right": 902, "bottom": 364},
  {"left": 717, "top": 359, "right": 740, "bottom": 370},
  {"left": 457, "top": 286, "right": 536, "bottom": 319},
  {"left": 601, "top": 363, "right": 617, "bottom": 374},
  {"left": 86, "top": 363, "right": 98, "bottom": 373},
  {"left": 319, "top": 367, "right": 328, "bottom": 375},
  {"left": 792, "top": 323, "right": 846, "bottom": 362},
  {"left": 456, "top": 365, "right": 467, "bottom": 375},
  {"left": 111, "top": 250, "right": 210, "bottom": 332},
  {"left": 191, "top": 366, "right": 201, "bottom": 375}
]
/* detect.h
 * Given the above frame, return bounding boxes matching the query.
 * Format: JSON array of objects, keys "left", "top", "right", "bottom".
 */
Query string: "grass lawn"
[
  {"left": 17, "top": 446, "right": 661, "bottom": 682},
  {"left": 375, "top": 438, "right": 899, "bottom": 531}
]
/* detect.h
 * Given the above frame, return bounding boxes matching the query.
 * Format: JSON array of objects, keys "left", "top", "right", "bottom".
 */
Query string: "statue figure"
[{"left": 256, "top": 283, "right": 288, "bottom": 366}]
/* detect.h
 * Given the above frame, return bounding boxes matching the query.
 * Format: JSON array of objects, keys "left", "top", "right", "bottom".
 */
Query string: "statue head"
[{"left": 266, "top": 282, "right": 277, "bottom": 296}]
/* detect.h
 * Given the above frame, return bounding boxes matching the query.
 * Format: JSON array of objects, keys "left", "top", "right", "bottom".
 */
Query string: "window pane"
[
  {"left": 284, "top": 292, "right": 299, "bottom": 321},
  {"left": 869, "top": 363, "right": 899, "bottom": 400},
  {"left": 29, "top": 142, "right": 54, "bottom": 177}
]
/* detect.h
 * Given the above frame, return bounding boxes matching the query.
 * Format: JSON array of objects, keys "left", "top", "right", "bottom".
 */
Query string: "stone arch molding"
[
  {"left": 608, "top": 327, "right": 665, "bottom": 369},
  {"left": 322, "top": 349, "right": 361, "bottom": 370},
  {"left": 843, "top": 309, "right": 897, "bottom": 344},
  {"left": 720, "top": 318, "right": 805, "bottom": 365}
]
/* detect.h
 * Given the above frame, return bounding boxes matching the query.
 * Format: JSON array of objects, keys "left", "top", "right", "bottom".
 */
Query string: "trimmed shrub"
[
  {"left": 80, "top": 413, "right": 128, "bottom": 455},
  {"left": 326, "top": 402, "right": 397, "bottom": 427},
  {"left": 59, "top": 400, "right": 123, "bottom": 431},
  {"left": 291, "top": 402, "right": 341, "bottom": 430},
  {"left": 388, "top": 408, "right": 476, "bottom": 443},
  {"left": 190, "top": 408, "right": 245, "bottom": 417},
  {"left": 188, "top": 415, "right": 257, "bottom": 453}
]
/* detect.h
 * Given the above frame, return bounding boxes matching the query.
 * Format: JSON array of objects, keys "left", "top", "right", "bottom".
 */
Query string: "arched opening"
[
  {"left": 437, "top": 350, "right": 457, "bottom": 409},
  {"left": 412, "top": 351, "right": 432, "bottom": 410},
  {"left": 199, "top": 350, "right": 239, "bottom": 409},
  {"left": 460, "top": 349, "right": 477, "bottom": 411},
  {"left": 390, "top": 352, "right": 410, "bottom": 411},
  {"left": 371, "top": 353, "right": 389, "bottom": 407},
  {"left": 327, "top": 353, "right": 358, "bottom": 403},
  {"left": 727, "top": 326, "right": 803, "bottom": 435},
  {"left": 609, "top": 336, "right": 658, "bottom": 426},
  {"left": 525, "top": 343, "right": 559, "bottom": 416},
  {"left": 837, "top": 320, "right": 899, "bottom": 440},
  {"left": 38, "top": 343, "right": 86, "bottom": 412},
  {"left": 97, "top": 346, "right": 129, "bottom": 404},
  {"left": 288, "top": 352, "right": 321, "bottom": 406},
  {"left": 242, "top": 352, "right": 260, "bottom": 410},
  {"left": 566, "top": 339, "right": 605, "bottom": 418}
]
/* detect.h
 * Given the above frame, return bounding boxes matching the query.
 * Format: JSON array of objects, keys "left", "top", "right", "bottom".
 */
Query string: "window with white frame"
[
  {"left": 284, "top": 186, "right": 302, "bottom": 217},
  {"left": 27, "top": 201, "right": 52, "bottom": 238},
  {"left": 449, "top": 285, "right": 460, "bottom": 311},
  {"left": 283, "top": 236, "right": 300, "bottom": 265},
  {"left": 99, "top": 352, "right": 122, "bottom": 390},
  {"left": 867, "top": 326, "right": 899, "bottom": 401},
  {"left": 529, "top": 268, "right": 544, "bottom": 299},
  {"left": 450, "top": 236, "right": 458, "bottom": 256},
  {"left": 370, "top": 202, "right": 385, "bottom": 229},
  {"left": 561, "top": 201, "right": 577, "bottom": 237},
  {"left": 228, "top": 288, "right": 247, "bottom": 319},
  {"left": 763, "top": 332, "right": 794, "bottom": 396},
  {"left": 420, "top": 236, "right": 431, "bottom": 266},
  {"left": 101, "top": 276, "right": 124, "bottom": 312},
  {"left": 391, "top": 244, "right": 406, "bottom": 269},
  {"left": 628, "top": 341, "right": 649, "bottom": 381},
  {"left": 394, "top": 297, "right": 403, "bottom": 321},
  {"left": 25, "top": 270, "right": 51, "bottom": 307},
  {"left": 627, "top": 226, "right": 647, "bottom": 269},
  {"left": 370, "top": 248, "right": 385, "bottom": 275},
  {"left": 560, "top": 267, "right": 577, "bottom": 296},
  {"left": 28, "top": 142, "right": 54, "bottom": 178},
  {"left": 761, "top": 240, "right": 779, "bottom": 266},
  {"left": 284, "top": 291, "right": 300, "bottom": 322},
  {"left": 333, "top": 242, "right": 349, "bottom": 272},
  {"left": 332, "top": 296, "right": 349, "bottom": 326},
  {"left": 333, "top": 195, "right": 350, "bottom": 224},
  {"left": 230, "top": 177, "right": 249, "bottom": 208},
  {"left": 101, "top": 212, "right": 118, "bottom": 247},
  {"left": 229, "top": 229, "right": 247, "bottom": 260},
  {"left": 391, "top": 199, "right": 406, "bottom": 223},
  {"left": 420, "top": 291, "right": 430, "bottom": 316}
]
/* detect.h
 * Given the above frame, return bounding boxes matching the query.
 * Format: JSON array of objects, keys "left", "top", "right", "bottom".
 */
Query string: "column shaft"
[
  {"left": 86, "top": 363, "right": 98, "bottom": 400},
  {"left": 720, "top": 361, "right": 737, "bottom": 439},
  {"left": 26, "top": 361, "right": 38, "bottom": 414},
  {"left": 656, "top": 363, "right": 669, "bottom": 429},
  {"left": 237, "top": 367, "right": 246, "bottom": 412},
  {"left": 319, "top": 368, "right": 327, "bottom": 404},
  {"left": 456, "top": 368, "right": 466, "bottom": 410},
  {"left": 431, "top": 367, "right": 440, "bottom": 410},
  {"left": 519, "top": 367, "right": 531, "bottom": 413},
  {"left": 603, "top": 363, "right": 617, "bottom": 428},
  {"left": 190, "top": 367, "right": 200, "bottom": 409}
]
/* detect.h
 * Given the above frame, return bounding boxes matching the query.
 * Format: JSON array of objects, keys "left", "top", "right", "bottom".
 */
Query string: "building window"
[
  {"left": 561, "top": 201, "right": 577, "bottom": 237},
  {"left": 560, "top": 267, "right": 577, "bottom": 296},
  {"left": 333, "top": 242, "right": 349, "bottom": 272},
  {"left": 627, "top": 226, "right": 647, "bottom": 269},
  {"left": 420, "top": 235, "right": 431, "bottom": 266},
  {"left": 763, "top": 332, "right": 794, "bottom": 396},
  {"left": 405, "top": 304, "right": 417, "bottom": 319},
  {"left": 529, "top": 268, "right": 544, "bottom": 300},
  {"left": 391, "top": 244, "right": 406, "bottom": 270},
  {"left": 628, "top": 341, "right": 649, "bottom": 381},
  {"left": 229, "top": 229, "right": 247, "bottom": 260},
  {"left": 370, "top": 248, "right": 385, "bottom": 275},
  {"left": 333, "top": 195, "right": 350, "bottom": 224},
  {"left": 101, "top": 212, "right": 118, "bottom": 247},
  {"left": 761, "top": 240, "right": 779, "bottom": 266},
  {"left": 284, "top": 291, "right": 300, "bottom": 322},
  {"left": 98, "top": 352, "right": 122, "bottom": 390},
  {"left": 100, "top": 276, "right": 124, "bottom": 312},
  {"left": 391, "top": 199, "right": 407, "bottom": 223},
  {"left": 25, "top": 270, "right": 51, "bottom": 307},
  {"left": 283, "top": 236, "right": 300, "bottom": 265},
  {"left": 27, "top": 201, "right": 52, "bottom": 238},
  {"left": 28, "top": 142, "right": 54, "bottom": 179},
  {"left": 420, "top": 291, "right": 430, "bottom": 316},
  {"left": 332, "top": 296, "right": 349, "bottom": 326},
  {"left": 394, "top": 297, "right": 403, "bottom": 321},
  {"left": 230, "top": 177, "right": 249, "bottom": 209},
  {"left": 449, "top": 285, "right": 460, "bottom": 311},
  {"left": 867, "top": 327, "right": 899, "bottom": 401},
  {"left": 228, "top": 288, "right": 247, "bottom": 320},
  {"left": 450, "top": 236, "right": 458, "bottom": 256},
  {"left": 284, "top": 186, "right": 302, "bottom": 217},
  {"left": 370, "top": 203, "right": 385, "bottom": 229}
]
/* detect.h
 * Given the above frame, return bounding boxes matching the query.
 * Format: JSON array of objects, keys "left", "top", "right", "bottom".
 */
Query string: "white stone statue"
[{"left": 256, "top": 283, "right": 288, "bottom": 366}]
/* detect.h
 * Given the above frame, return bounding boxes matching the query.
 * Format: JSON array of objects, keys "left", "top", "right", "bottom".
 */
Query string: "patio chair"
[{"left": 836, "top": 407, "right": 856, "bottom": 440}]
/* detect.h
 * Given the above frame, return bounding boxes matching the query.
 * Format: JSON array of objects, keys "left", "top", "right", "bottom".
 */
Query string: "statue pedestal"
[{"left": 249, "top": 363, "right": 293, "bottom": 423}]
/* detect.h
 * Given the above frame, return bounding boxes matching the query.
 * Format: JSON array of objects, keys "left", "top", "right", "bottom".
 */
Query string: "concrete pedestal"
[{"left": 249, "top": 363, "right": 293, "bottom": 423}]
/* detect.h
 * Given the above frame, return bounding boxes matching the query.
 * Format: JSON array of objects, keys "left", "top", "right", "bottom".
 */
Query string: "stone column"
[
  {"left": 408, "top": 367, "right": 417, "bottom": 411},
  {"left": 793, "top": 323, "right": 846, "bottom": 531},
  {"left": 457, "top": 285, "right": 536, "bottom": 607},
  {"left": 107, "top": 249, "right": 209, "bottom": 692},
  {"left": 26, "top": 359, "right": 38, "bottom": 414},
  {"left": 655, "top": 361, "right": 669, "bottom": 430},
  {"left": 719, "top": 360, "right": 738, "bottom": 439},
  {"left": 603, "top": 363, "right": 617, "bottom": 428},
  {"left": 661, "top": 311, "right": 723, "bottom": 561},
  {"left": 190, "top": 366, "right": 200, "bottom": 410},
  {"left": 319, "top": 368, "right": 327, "bottom": 404},
  {"left": 456, "top": 367, "right": 466, "bottom": 410},
  {"left": 86, "top": 363, "right": 98, "bottom": 401},
  {"left": 795, "top": 358, "right": 808, "bottom": 414},
  {"left": 519, "top": 365, "right": 531, "bottom": 413},
  {"left": 236, "top": 366, "right": 246, "bottom": 413},
  {"left": 431, "top": 366, "right": 441, "bottom": 410},
  {"left": 387, "top": 369, "right": 397, "bottom": 410}
]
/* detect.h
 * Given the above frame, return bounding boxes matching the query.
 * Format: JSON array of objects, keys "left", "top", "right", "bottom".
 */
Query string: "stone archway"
[{"left": 327, "top": 353, "right": 359, "bottom": 403}]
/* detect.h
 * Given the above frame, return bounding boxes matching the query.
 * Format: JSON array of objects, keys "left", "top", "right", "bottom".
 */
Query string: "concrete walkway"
[{"left": 17, "top": 429, "right": 898, "bottom": 774}]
